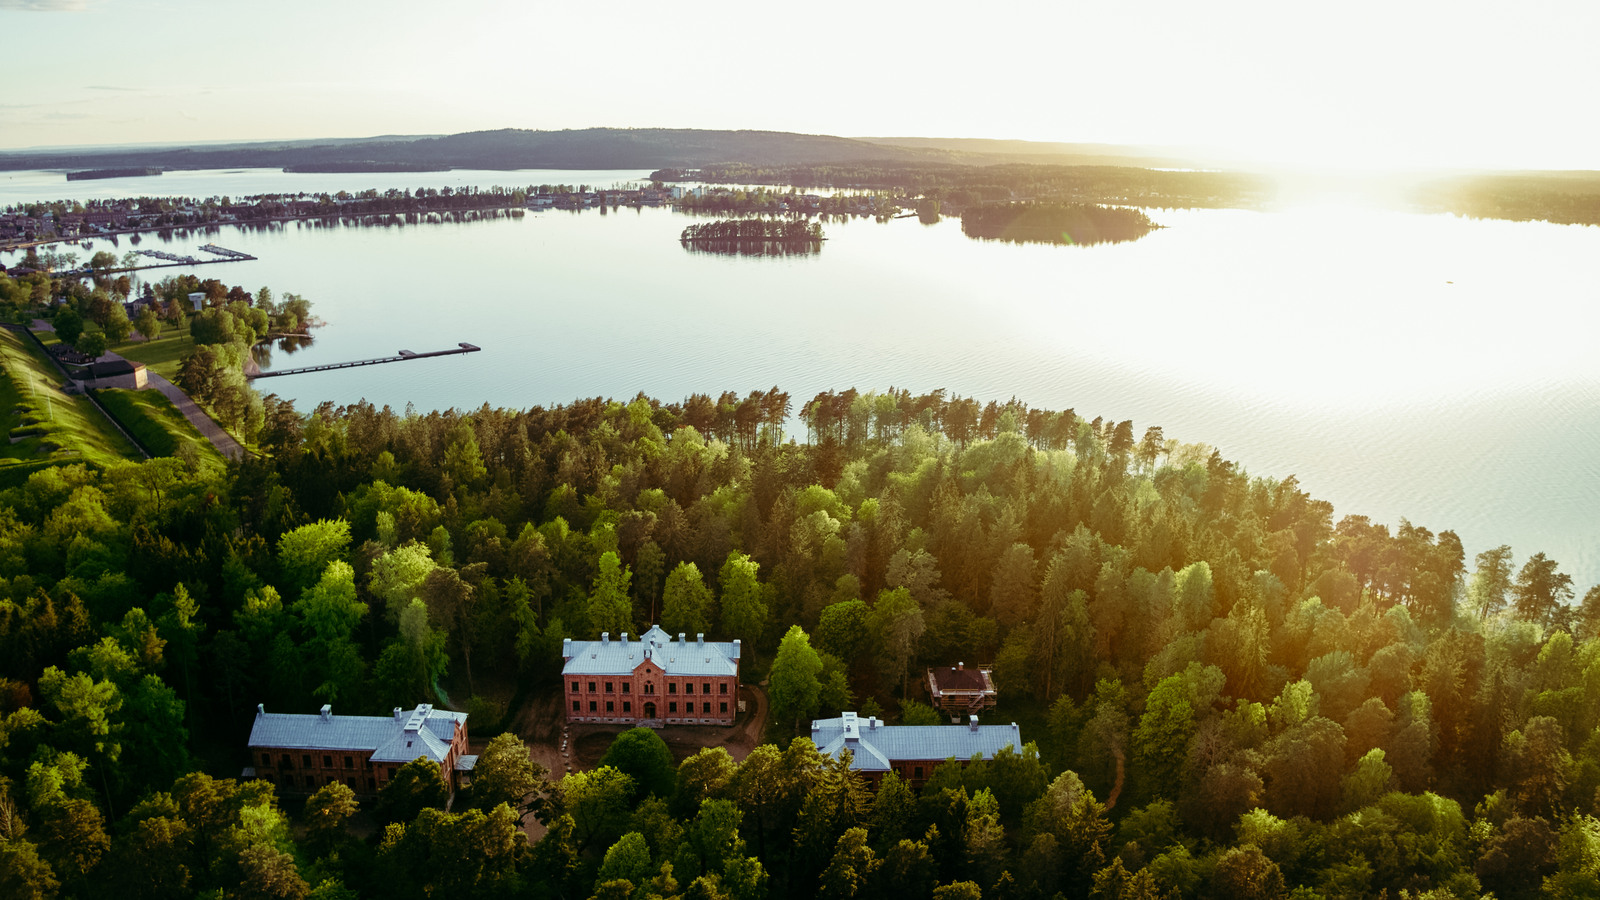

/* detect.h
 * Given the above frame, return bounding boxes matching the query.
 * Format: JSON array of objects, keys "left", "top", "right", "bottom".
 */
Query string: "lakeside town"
[{"left": 0, "top": 180, "right": 906, "bottom": 254}]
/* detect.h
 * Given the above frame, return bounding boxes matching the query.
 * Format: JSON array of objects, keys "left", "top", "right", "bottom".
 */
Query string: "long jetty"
[{"left": 248, "top": 343, "right": 481, "bottom": 379}]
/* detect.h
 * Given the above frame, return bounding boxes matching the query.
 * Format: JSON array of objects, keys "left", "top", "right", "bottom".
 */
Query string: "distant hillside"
[
  {"left": 855, "top": 136, "right": 1224, "bottom": 169},
  {"left": 0, "top": 128, "right": 950, "bottom": 174}
]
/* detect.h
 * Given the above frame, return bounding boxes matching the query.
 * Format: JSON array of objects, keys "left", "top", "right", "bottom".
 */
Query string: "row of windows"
[
  {"left": 574, "top": 700, "right": 728, "bottom": 715},
  {"left": 574, "top": 680, "right": 729, "bottom": 695},
  {"left": 262, "top": 752, "right": 365, "bottom": 771},
  {"left": 274, "top": 773, "right": 377, "bottom": 791}
]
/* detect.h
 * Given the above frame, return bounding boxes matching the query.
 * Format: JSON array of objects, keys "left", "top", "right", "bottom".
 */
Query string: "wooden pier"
[{"left": 248, "top": 343, "right": 481, "bottom": 379}]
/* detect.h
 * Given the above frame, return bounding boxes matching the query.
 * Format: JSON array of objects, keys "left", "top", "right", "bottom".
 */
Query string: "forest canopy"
[{"left": 0, "top": 384, "right": 1597, "bottom": 900}]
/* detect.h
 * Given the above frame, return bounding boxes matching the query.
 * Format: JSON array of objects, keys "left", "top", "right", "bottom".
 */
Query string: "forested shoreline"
[{"left": 1, "top": 382, "right": 1599, "bottom": 899}]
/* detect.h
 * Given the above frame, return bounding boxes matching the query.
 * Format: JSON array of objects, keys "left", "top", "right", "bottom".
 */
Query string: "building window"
[
  {"left": 344, "top": 755, "right": 354, "bottom": 769},
  {"left": 589, "top": 701, "right": 597, "bottom": 712},
  {"left": 302, "top": 754, "right": 312, "bottom": 768},
  {"left": 323, "top": 755, "right": 333, "bottom": 768},
  {"left": 571, "top": 681, "right": 579, "bottom": 692},
  {"left": 572, "top": 700, "right": 580, "bottom": 711},
  {"left": 280, "top": 754, "right": 293, "bottom": 768},
  {"left": 367, "top": 777, "right": 376, "bottom": 790},
  {"left": 668, "top": 683, "right": 677, "bottom": 694},
  {"left": 388, "top": 767, "right": 397, "bottom": 780},
  {"left": 645, "top": 683, "right": 655, "bottom": 694},
  {"left": 914, "top": 767, "right": 924, "bottom": 780},
  {"left": 721, "top": 702, "right": 728, "bottom": 713},
  {"left": 605, "top": 682, "right": 614, "bottom": 693},
  {"left": 669, "top": 702, "right": 678, "bottom": 713},
  {"left": 260, "top": 753, "right": 271, "bottom": 767},
  {"left": 720, "top": 683, "right": 728, "bottom": 694},
  {"left": 606, "top": 701, "right": 614, "bottom": 712},
  {"left": 703, "top": 702, "right": 711, "bottom": 713},
  {"left": 589, "top": 681, "right": 597, "bottom": 693},
  {"left": 685, "top": 683, "right": 693, "bottom": 695},
  {"left": 623, "top": 701, "right": 632, "bottom": 712},
  {"left": 703, "top": 682, "right": 711, "bottom": 694},
  {"left": 622, "top": 683, "right": 630, "bottom": 693}
]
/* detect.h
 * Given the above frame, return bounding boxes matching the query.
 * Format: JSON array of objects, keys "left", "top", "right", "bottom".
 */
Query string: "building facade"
[
  {"left": 247, "top": 702, "right": 472, "bottom": 798},
  {"left": 562, "top": 625, "right": 741, "bottom": 726},
  {"left": 811, "top": 711, "right": 1023, "bottom": 788}
]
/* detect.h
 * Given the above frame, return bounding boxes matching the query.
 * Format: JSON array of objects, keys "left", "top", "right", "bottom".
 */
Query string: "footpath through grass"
[
  {"left": 95, "top": 388, "right": 226, "bottom": 468},
  {"left": 0, "top": 327, "right": 139, "bottom": 467}
]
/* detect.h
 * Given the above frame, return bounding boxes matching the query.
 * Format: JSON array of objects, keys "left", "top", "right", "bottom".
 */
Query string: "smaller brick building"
[
  {"left": 562, "top": 625, "right": 741, "bottom": 726},
  {"left": 246, "top": 702, "right": 471, "bottom": 798},
  {"left": 812, "top": 710, "right": 1023, "bottom": 788}
]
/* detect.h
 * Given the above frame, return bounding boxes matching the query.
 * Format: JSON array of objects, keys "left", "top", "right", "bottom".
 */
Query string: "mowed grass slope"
[
  {"left": 95, "top": 388, "right": 225, "bottom": 468},
  {"left": 0, "top": 327, "right": 140, "bottom": 466},
  {"left": 116, "top": 330, "right": 196, "bottom": 382}
]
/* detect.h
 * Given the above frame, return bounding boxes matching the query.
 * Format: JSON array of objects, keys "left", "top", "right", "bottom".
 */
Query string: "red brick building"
[
  {"left": 562, "top": 625, "right": 741, "bottom": 726},
  {"left": 246, "top": 702, "right": 472, "bottom": 798}
]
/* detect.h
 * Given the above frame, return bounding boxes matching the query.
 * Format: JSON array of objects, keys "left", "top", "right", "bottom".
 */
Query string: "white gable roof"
[{"left": 562, "top": 624, "right": 741, "bottom": 678}]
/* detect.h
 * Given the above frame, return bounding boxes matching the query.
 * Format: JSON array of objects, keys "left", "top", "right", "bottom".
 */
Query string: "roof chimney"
[
  {"left": 697, "top": 633, "right": 704, "bottom": 645},
  {"left": 969, "top": 714, "right": 979, "bottom": 733},
  {"left": 958, "top": 661, "right": 964, "bottom": 671},
  {"left": 394, "top": 707, "right": 404, "bottom": 721},
  {"left": 320, "top": 704, "right": 332, "bottom": 721},
  {"left": 562, "top": 638, "right": 571, "bottom": 658},
  {"left": 732, "top": 638, "right": 741, "bottom": 659},
  {"left": 679, "top": 633, "right": 687, "bottom": 644},
  {"left": 602, "top": 632, "right": 610, "bottom": 644},
  {"left": 869, "top": 716, "right": 878, "bottom": 729},
  {"left": 620, "top": 632, "right": 629, "bottom": 643},
  {"left": 257, "top": 703, "right": 265, "bottom": 717}
]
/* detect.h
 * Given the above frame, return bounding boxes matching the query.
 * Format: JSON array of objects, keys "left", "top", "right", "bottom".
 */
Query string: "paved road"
[{"left": 30, "top": 319, "right": 243, "bottom": 460}]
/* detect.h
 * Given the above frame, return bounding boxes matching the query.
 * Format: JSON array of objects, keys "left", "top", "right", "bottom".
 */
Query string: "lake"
[{"left": 5, "top": 168, "right": 1598, "bottom": 590}]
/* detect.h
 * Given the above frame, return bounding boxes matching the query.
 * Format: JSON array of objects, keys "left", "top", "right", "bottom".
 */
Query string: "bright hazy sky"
[{"left": 3, "top": 0, "right": 1596, "bottom": 171}]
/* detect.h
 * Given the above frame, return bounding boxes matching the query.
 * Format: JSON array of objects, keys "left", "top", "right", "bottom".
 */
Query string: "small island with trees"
[
  {"left": 961, "top": 202, "right": 1159, "bottom": 246},
  {"left": 680, "top": 218, "right": 825, "bottom": 256}
]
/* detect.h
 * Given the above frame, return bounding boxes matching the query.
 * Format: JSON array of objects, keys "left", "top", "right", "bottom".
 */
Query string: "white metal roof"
[
  {"left": 811, "top": 711, "right": 1022, "bottom": 772},
  {"left": 562, "top": 624, "right": 741, "bottom": 678},
  {"left": 248, "top": 703, "right": 466, "bottom": 765}
]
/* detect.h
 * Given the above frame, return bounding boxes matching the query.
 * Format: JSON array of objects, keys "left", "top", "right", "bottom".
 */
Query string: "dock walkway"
[{"left": 251, "top": 343, "right": 481, "bottom": 379}]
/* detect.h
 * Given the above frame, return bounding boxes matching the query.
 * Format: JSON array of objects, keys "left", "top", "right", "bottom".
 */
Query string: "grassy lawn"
[
  {"left": 116, "top": 330, "right": 196, "bottom": 382},
  {"left": 95, "top": 388, "right": 226, "bottom": 468},
  {"left": 0, "top": 327, "right": 140, "bottom": 465}
]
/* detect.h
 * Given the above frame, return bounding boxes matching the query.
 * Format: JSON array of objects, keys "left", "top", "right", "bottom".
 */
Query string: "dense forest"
[
  {"left": 960, "top": 204, "right": 1158, "bottom": 246},
  {"left": 1, "top": 365, "right": 1599, "bottom": 899}
]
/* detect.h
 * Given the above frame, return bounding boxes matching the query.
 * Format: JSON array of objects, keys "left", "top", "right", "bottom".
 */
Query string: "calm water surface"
[{"left": 6, "top": 169, "right": 1598, "bottom": 588}]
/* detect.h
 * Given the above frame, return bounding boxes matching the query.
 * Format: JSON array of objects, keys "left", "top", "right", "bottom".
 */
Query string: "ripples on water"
[{"left": 4, "top": 170, "right": 1597, "bottom": 588}]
